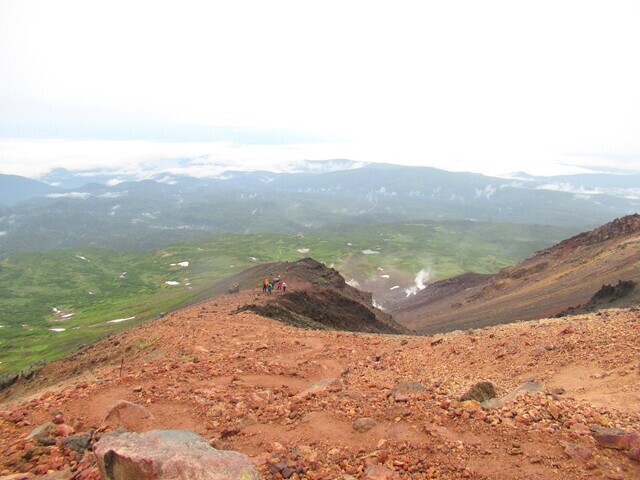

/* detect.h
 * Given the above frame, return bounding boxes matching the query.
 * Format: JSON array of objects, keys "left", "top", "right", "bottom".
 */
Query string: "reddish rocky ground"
[{"left": 1, "top": 283, "right": 639, "bottom": 479}]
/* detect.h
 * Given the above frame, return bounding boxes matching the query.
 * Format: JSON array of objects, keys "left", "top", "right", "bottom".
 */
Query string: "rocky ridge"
[
  {"left": 393, "top": 214, "right": 640, "bottom": 334},
  {"left": 234, "top": 258, "right": 409, "bottom": 334}
]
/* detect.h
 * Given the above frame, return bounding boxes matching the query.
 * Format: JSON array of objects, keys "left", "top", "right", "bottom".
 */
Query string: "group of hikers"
[{"left": 262, "top": 277, "right": 287, "bottom": 295}]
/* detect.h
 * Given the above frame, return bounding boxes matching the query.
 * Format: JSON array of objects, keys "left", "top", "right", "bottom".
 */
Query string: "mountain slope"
[
  {"left": 232, "top": 257, "right": 410, "bottom": 334},
  {"left": 1, "top": 281, "right": 639, "bottom": 479},
  {"left": 0, "top": 174, "right": 58, "bottom": 205},
  {"left": 392, "top": 214, "right": 640, "bottom": 334}
]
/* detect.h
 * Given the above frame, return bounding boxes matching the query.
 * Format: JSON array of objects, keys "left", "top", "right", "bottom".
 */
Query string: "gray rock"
[
  {"left": 502, "top": 382, "right": 544, "bottom": 402},
  {"left": 459, "top": 381, "right": 496, "bottom": 403},
  {"left": 20, "top": 361, "right": 45, "bottom": 380},
  {"left": 93, "top": 429, "right": 261, "bottom": 480},
  {"left": 0, "top": 372, "right": 18, "bottom": 390},
  {"left": 62, "top": 430, "right": 94, "bottom": 453}
]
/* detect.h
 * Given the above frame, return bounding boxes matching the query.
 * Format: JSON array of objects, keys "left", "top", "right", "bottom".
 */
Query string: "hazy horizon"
[{"left": 2, "top": 1, "right": 639, "bottom": 179}]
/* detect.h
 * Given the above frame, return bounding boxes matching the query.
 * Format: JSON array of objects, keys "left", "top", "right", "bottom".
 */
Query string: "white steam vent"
[{"left": 404, "top": 268, "right": 432, "bottom": 296}]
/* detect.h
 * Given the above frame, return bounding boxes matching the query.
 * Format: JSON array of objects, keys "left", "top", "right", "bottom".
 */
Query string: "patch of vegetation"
[{"left": 0, "top": 220, "right": 575, "bottom": 372}]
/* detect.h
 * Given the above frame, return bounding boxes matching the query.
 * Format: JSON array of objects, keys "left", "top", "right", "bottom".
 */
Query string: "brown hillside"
[
  {"left": 225, "top": 257, "right": 410, "bottom": 334},
  {"left": 392, "top": 214, "right": 640, "bottom": 334},
  {"left": 1, "top": 284, "right": 639, "bottom": 478}
]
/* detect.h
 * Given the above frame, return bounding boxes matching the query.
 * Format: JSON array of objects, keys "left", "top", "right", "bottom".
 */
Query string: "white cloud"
[
  {"left": 0, "top": 1, "right": 638, "bottom": 177},
  {"left": 45, "top": 192, "right": 91, "bottom": 199}
]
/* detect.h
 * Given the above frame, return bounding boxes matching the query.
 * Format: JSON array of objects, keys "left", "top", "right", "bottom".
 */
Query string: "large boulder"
[{"left": 93, "top": 429, "right": 260, "bottom": 480}]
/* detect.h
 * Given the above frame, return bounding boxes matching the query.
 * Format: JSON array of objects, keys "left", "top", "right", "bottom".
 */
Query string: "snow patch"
[
  {"left": 0, "top": 231, "right": 6, "bottom": 237},
  {"left": 297, "top": 248, "right": 310, "bottom": 254},
  {"left": 250, "top": 257, "right": 258, "bottom": 262},
  {"left": 170, "top": 261, "right": 189, "bottom": 267},
  {"left": 107, "top": 316, "right": 136, "bottom": 324},
  {"left": 362, "top": 249, "right": 380, "bottom": 255},
  {"left": 75, "top": 255, "right": 89, "bottom": 261},
  {"left": 165, "top": 281, "right": 180, "bottom": 286},
  {"left": 380, "top": 274, "right": 390, "bottom": 278},
  {"left": 390, "top": 285, "right": 400, "bottom": 290},
  {"left": 49, "top": 328, "right": 66, "bottom": 332},
  {"left": 52, "top": 307, "right": 74, "bottom": 320}
]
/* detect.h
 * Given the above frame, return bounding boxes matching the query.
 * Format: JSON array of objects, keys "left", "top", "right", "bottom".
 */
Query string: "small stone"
[{"left": 353, "top": 417, "right": 377, "bottom": 433}]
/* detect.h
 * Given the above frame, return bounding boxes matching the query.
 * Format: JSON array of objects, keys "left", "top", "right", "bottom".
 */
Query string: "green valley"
[{"left": 0, "top": 220, "right": 577, "bottom": 373}]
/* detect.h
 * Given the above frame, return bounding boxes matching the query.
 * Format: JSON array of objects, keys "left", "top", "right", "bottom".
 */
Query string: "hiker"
[
  {"left": 282, "top": 281, "right": 287, "bottom": 292},
  {"left": 262, "top": 280, "right": 267, "bottom": 294},
  {"left": 267, "top": 282, "right": 273, "bottom": 295},
  {"left": 277, "top": 280, "right": 283, "bottom": 290}
]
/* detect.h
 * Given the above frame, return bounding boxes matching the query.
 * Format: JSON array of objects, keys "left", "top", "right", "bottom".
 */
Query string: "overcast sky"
[{"left": 1, "top": 0, "right": 639, "bottom": 179}]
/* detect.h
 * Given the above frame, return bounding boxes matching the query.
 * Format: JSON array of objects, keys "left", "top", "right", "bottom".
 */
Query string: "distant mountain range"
[{"left": 1, "top": 162, "right": 639, "bottom": 257}]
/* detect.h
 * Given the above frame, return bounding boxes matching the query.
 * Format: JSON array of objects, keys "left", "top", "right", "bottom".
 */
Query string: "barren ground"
[{"left": 1, "top": 280, "right": 639, "bottom": 479}]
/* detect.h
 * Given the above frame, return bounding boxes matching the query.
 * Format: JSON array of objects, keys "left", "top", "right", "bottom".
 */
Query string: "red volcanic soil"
[{"left": 1, "top": 278, "right": 639, "bottom": 479}]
